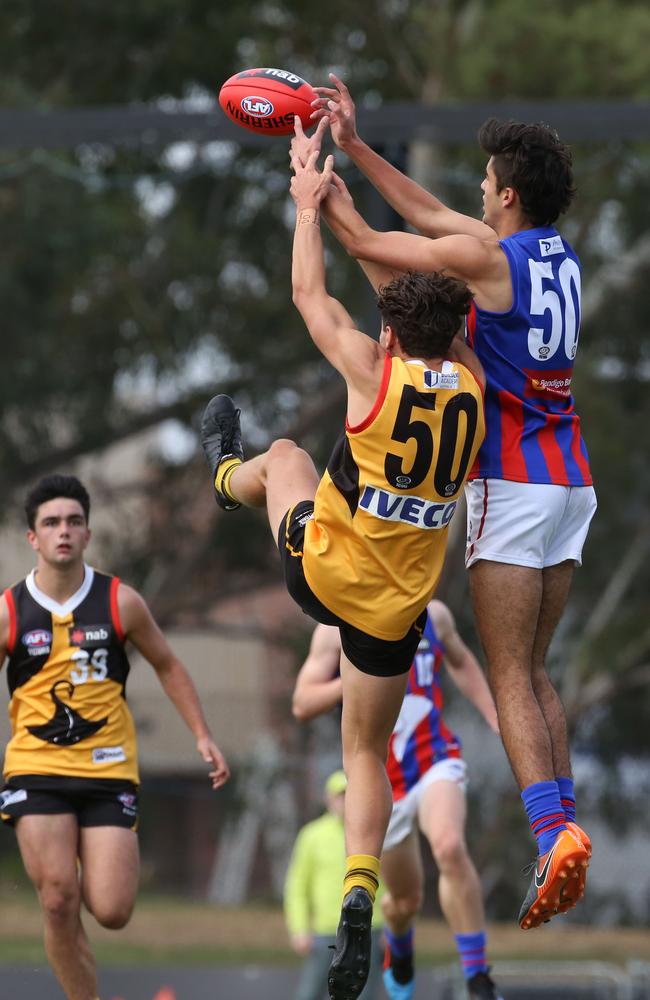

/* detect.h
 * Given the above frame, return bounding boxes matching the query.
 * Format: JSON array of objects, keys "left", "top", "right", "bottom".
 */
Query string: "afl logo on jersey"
[
  {"left": 69, "top": 624, "right": 112, "bottom": 648},
  {"left": 22, "top": 629, "right": 52, "bottom": 656}
]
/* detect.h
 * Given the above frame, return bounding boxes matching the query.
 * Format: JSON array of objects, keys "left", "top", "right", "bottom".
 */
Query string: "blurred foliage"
[{"left": 0, "top": 1, "right": 649, "bottom": 916}]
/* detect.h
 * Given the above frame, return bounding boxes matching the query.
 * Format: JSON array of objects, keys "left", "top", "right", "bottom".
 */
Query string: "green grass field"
[{"left": 1, "top": 889, "right": 649, "bottom": 969}]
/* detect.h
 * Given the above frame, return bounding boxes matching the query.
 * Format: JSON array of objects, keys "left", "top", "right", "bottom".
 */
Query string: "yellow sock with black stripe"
[
  {"left": 214, "top": 456, "right": 242, "bottom": 502},
  {"left": 343, "top": 854, "right": 380, "bottom": 902}
]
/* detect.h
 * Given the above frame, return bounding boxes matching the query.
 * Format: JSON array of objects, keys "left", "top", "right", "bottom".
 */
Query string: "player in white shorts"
[{"left": 466, "top": 480, "right": 596, "bottom": 570}]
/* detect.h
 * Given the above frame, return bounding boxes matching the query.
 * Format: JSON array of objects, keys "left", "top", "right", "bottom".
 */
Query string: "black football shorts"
[{"left": 278, "top": 500, "right": 426, "bottom": 677}]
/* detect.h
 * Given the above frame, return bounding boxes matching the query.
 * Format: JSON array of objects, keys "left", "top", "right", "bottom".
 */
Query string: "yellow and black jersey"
[
  {"left": 2, "top": 565, "right": 138, "bottom": 783},
  {"left": 303, "top": 353, "right": 485, "bottom": 641}
]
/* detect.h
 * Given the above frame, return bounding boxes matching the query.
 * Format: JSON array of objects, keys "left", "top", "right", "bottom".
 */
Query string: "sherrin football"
[{"left": 219, "top": 67, "right": 317, "bottom": 136}]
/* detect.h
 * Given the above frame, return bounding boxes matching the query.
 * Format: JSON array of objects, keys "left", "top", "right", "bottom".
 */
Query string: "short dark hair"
[
  {"left": 377, "top": 271, "right": 473, "bottom": 358},
  {"left": 478, "top": 117, "right": 576, "bottom": 226},
  {"left": 25, "top": 474, "right": 90, "bottom": 530}
]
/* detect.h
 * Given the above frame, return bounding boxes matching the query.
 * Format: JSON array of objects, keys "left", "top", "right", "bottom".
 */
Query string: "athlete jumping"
[{"left": 200, "top": 147, "right": 485, "bottom": 999}]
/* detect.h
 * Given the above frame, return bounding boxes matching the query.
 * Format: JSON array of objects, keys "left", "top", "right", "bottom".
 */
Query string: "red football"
[{"left": 219, "top": 67, "right": 317, "bottom": 136}]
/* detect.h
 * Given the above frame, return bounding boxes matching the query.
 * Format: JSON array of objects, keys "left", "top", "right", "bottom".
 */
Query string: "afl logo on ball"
[{"left": 241, "top": 95, "right": 274, "bottom": 116}]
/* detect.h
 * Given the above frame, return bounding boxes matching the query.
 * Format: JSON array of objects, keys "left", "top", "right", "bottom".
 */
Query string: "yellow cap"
[{"left": 325, "top": 769, "right": 347, "bottom": 796}]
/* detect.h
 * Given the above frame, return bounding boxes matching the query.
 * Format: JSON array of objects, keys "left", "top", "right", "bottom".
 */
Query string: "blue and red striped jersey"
[
  {"left": 466, "top": 226, "right": 592, "bottom": 486},
  {"left": 387, "top": 613, "right": 461, "bottom": 801}
]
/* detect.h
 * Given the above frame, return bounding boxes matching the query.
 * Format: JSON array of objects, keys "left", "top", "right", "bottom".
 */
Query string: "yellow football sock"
[
  {"left": 214, "top": 456, "right": 242, "bottom": 502},
  {"left": 343, "top": 853, "right": 380, "bottom": 902}
]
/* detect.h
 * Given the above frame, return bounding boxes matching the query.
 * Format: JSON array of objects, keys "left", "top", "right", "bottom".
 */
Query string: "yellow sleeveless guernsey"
[
  {"left": 303, "top": 354, "right": 485, "bottom": 641},
  {"left": 2, "top": 565, "right": 139, "bottom": 782}
]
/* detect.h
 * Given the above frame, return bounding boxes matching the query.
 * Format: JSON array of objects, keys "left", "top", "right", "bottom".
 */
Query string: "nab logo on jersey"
[{"left": 69, "top": 624, "right": 112, "bottom": 648}]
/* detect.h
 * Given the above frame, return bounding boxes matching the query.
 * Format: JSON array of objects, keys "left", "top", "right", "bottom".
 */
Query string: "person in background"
[
  {"left": 0, "top": 474, "right": 229, "bottom": 1000},
  {"left": 284, "top": 769, "right": 383, "bottom": 1000}
]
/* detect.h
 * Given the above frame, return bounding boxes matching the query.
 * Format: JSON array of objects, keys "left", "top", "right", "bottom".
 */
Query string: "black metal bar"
[{"left": 0, "top": 101, "right": 648, "bottom": 150}]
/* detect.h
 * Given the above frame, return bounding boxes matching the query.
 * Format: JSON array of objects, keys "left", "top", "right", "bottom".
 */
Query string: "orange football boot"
[
  {"left": 557, "top": 821, "right": 591, "bottom": 910},
  {"left": 518, "top": 827, "right": 589, "bottom": 929}
]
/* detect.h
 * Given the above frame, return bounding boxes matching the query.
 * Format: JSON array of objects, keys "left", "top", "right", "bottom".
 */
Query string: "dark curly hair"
[
  {"left": 377, "top": 271, "right": 473, "bottom": 358},
  {"left": 478, "top": 118, "right": 576, "bottom": 226},
  {"left": 25, "top": 474, "right": 90, "bottom": 530}
]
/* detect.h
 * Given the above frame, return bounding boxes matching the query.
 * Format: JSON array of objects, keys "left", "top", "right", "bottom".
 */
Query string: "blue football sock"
[
  {"left": 385, "top": 927, "right": 413, "bottom": 960},
  {"left": 556, "top": 775, "right": 576, "bottom": 823},
  {"left": 454, "top": 931, "right": 488, "bottom": 980},
  {"left": 521, "top": 780, "right": 567, "bottom": 856}
]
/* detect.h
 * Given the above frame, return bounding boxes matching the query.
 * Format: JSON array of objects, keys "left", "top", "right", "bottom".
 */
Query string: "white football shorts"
[
  {"left": 383, "top": 757, "right": 467, "bottom": 852},
  {"left": 465, "top": 479, "right": 597, "bottom": 570}
]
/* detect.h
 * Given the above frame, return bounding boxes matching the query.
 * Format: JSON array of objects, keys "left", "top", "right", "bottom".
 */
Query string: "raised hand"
[
  {"left": 327, "top": 170, "right": 354, "bottom": 208},
  {"left": 290, "top": 115, "right": 329, "bottom": 169},
  {"left": 289, "top": 149, "right": 335, "bottom": 208},
  {"left": 311, "top": 73, "right": 358, "bottom": 150}
]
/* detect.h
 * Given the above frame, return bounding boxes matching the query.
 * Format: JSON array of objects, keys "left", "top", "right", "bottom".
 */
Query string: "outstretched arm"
[
  {"left": 290, "top": 147, "right": 381, "bottom": 381},
  {"left": 429, "top": 600, "right": 499, "bottom": 734},
  {"left": 292, "top": 624, "right": 343, "bottom": 721},
  {"left": 322, "top": 173, "right": 493, "bottom": 288},
  {"left": 118, "top": 584, "right": 230, "bottom": 789},
  {"left": 312, "top": 74, "right": 496, "bottom": 241}
]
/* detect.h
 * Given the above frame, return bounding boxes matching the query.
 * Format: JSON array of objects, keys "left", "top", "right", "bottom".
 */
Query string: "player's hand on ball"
[
  {"left": 290, "top": 116, "right": 329, "bottom": 169},
  {"left": 290, "top": 150, "right": 334, "bottom": 208},
  {"left": 311, "top": 73, "right": 358, "bottom": 149}
]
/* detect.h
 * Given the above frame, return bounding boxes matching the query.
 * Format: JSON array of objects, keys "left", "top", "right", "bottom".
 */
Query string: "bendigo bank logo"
[
  {"left": 241, "top": 95, "right": 274, "bottom": 116},
  {"left": 525, "top": 368, "right": 573, "bottom": 400}
]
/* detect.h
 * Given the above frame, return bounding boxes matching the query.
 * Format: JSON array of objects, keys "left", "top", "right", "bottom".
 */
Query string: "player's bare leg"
[
  {"left": 381, "top": 831, "right": 422, "bottom": 997},
  {"left": 530, "top": 560, "right": 574, "bottom": 777},
  {"left": 339, "top": 653, "right": 408, "bottom": 858},
  {"left": 469, "top": 561, "right": 551, "bottom": 786},
  {"left": 419, "top": 779, "right": 484, "bottom": 934},
  {"left": 469, "top": 560, "right": 587, "bottom": 929},
  {"left": 79, "top": 826, "right": 139, "bottom": 930},
  {"left": 16, "top": 814, "right": 97, "bottom": 1000},
  {"left": 229, "top": 438, "right": 320, "bottom": 542},
  {"left": 531, "top": 559, "right": 591, "bottom": 897},
  {"left": 329, "top": 654, "right": 408, "bottom": 999},
  {"left": 381, "top": 830, "right": 424, "bottom": 933},
  {"left": 421, "top": 781, "right": 503, "bottom": 997}
]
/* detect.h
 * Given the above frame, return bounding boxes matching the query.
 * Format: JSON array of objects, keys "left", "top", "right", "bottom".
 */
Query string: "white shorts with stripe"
[
  {"left": 382, "top": 758, "right": 468, "bottom": 852},
  {"left": 465, "top": 478, "right": 597, "bottom": 570}
]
